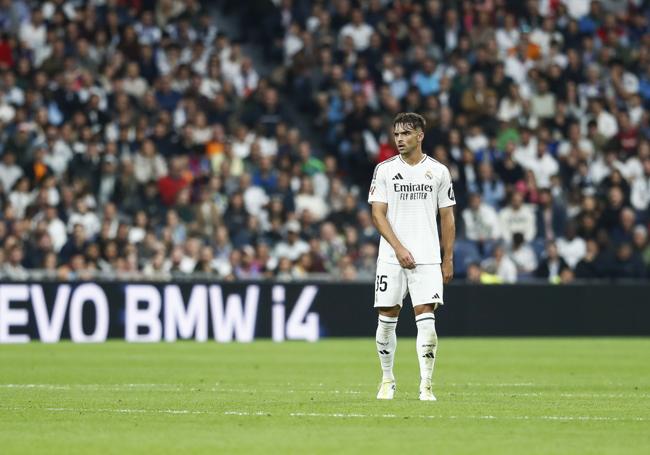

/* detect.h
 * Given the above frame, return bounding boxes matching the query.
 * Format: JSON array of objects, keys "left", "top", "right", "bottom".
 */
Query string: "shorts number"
[{"left": 376, "top": 275, "right": 387, "bottom": 292}]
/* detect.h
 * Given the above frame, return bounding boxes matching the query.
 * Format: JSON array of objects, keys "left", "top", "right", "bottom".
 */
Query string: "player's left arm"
[
  {"left": 437, "top": 166, "right": 456, "bottom": 284},
  {"left": 439, "top": 206, "right": 455, "bottom": 284}
]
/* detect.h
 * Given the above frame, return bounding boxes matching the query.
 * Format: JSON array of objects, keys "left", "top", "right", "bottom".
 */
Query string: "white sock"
[
  {"left": 415, "top": 313, "right": 437, "bottom": 382},
  {"left": 376, "top": 315, "right": 398, "bottom": 381}
]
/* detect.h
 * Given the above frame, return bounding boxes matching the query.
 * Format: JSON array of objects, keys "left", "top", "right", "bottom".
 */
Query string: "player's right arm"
[{"left": 371, "top": 202, "right": 416, "bottom": 269}]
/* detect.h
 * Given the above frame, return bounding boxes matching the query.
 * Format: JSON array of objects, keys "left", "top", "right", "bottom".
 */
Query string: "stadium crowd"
[
  {"left": 246, "top": 0, "right": 650, "bottom": 282},
  {"left": 0, "top": 0, "right": 649, "bottom": 283}
]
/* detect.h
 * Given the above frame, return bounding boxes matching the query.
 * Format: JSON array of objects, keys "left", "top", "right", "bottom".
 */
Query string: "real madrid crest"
[{"left": 425, "top": 170, "right": 433, "bottom": 180}]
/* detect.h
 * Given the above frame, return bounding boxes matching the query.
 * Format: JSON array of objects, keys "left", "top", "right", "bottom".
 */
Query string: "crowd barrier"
[{"left": 0, "top": 281, "right": 648, "bottom": 343}]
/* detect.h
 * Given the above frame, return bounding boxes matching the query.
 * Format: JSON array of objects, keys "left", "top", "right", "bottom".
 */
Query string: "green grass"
[{"left": 1, "top": 338, "right": 649, "bottom": 454}]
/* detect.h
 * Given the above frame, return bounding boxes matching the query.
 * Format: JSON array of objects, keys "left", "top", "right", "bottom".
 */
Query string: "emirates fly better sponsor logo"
[{"left": 394, "top": 182, "right": 433, "bottom": 200}]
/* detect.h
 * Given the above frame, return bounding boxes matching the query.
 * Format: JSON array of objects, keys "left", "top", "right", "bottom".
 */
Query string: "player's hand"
[
  {"left": 442, "top": 258, "right": 454, "bottom": 284},
  {"left": 395, "top": 246, "right": 416, "bottom": 269}
]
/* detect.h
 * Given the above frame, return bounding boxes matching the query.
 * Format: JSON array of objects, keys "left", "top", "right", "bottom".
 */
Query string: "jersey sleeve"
[
  {"left": 368, "top": 164, "right": 388, "bottom": 204},
  {"left": 437, "top": 166, "right": 456, "bottom": 208}
]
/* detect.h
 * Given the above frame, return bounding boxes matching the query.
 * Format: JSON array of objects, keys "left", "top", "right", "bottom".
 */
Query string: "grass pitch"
[{"left": 1, "top": 338, "right": 649, "bottom": 454}]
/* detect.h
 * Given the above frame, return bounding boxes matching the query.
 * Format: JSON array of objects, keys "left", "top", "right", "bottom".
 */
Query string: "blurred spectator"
[
  {"left": 466, "top": 262, "right": 483, "bottom": 284},
  {"left": 469, "top": 162, "right": 505, "bottom": 209},
  {"left": 509, "top": 232, "right": 538, "bottom": 276},
  {"left": 603, "top": 242, "right": 646, "bottom": 279},
  {"left": 575, "top": 239, "right": 605, "bottom": 279},
  {"left": 0, "top": 152, "right": 22, "bottom": 194},
  {"left": 499, "top": 192, "right": 536, "bottom": 245},
  {"left": 294, "top": 175, "right": 329, "bottom": 222},
  {"left": 630, "top": 158, "right": 650, "bottom": 212},
  {"left": 481, "top": 244, "right": 517, "bottom": 284},
  {"left": 557, "top": 222, "right": 587, "bottom": 269},
  {"left": 462, "top": 192, "right": 501, "bottom": 253},
  {"left": 632, "top": 226, "right": 650, "bottom": 271},
  {"left": 535, "top": 188, "right": 567, "bottom": 242},
  {"left": 274, "top": 220, "right": 309, "bottom": 262},
  {"left": 535, "top": 242, "right": 571, "bottom": 283}
]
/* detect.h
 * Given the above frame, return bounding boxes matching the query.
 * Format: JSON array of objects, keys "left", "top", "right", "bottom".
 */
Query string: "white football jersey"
[{"left": 368, "top": 154, "right": 455, "bottom": 264}]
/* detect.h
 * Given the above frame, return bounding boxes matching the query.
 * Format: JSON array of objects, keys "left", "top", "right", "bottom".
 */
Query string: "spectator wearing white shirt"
[
  {"left": 45, "top": 205, "right": 67, "bottom": 253},
  {"left": 0, "top": 92, "right": 16, "bottom": 123},
  {"left": 509, "top": 232, "right": 538, "bottom": 275},
  {"left": 8, "top": 176, "right": 33, "bottom": 219},
  {"left": 0, "top": 152, "right": 23, "bottom": 194},
  {"left": 19, "top": 7, "right": 46, "bottom": 51},
  {"left": 591, "top": 98, "right": 619, "bottom": 139},
  {"left": 220, "top": 43, "right": 243, "bottom": 84},
  {"left": 133, "top": 139, "right": 168, "bottom": 184},
  {"left": 631, "top": 158, "right": 650, "bottom": 212},
  {"left": 499, "top": 191, "right": 537, "bottom": 244},
  {"left": 556, "top": 223, "right": 586, "bottom": 269},
  {"left": 231, "top": 124, "right": 256, "bottom": 160},
  {"left": 464, "top": 125, "right": 489, "bottom": 153},
  {"left": 199, "top": 57, "right": 223, "bottom": 99},
  {"left": 514, "top": 127, "right": 538, "bottom": 168},
  {"left": 463, "top": 193, "right": 502, "bottom": 242},
  {"left": 294, "top": 176, "right": 329, "bottom": 222},
  {"left": 505, "top": 41, "right": 533, "bottom": 89},
  {"left": 557, "top": 122, "right": 594, "bottom": 160},
  {"left": 240, "top": 172, "right": 269, "bottom": 218},
  {"left": 284, "top": 22, "right": 304, "bottom": 65},
  {"left": 122, "top": 62, "right": 149, "bottom": 99},
  {"left": 589, "top": 150, "right": 626, "bottom": 185},
  {"left": 274, "top": 220, "right": 309, "bottom": 261},
  {"left": 339, "top": 9, "right": 374, "bottom": 52},
  {"left": 497, "top": 84, "right": 524, "bottom": 122},
  {"left": 67, "top": 198, "right": 101, "bottom": 239},
  {"left": 134, "top": 10, "right": 162, "bottom": 45},
  {"left": 462, "top": 192, "right": 502, "bottom": 258},
  {"left": 43, "top": 125, "right": 73, "bottom": 177},
  {"left": 530, "top": 78, "right": 556, "bottom": 120},
  {"left": 524, "top": 140, "right": 559, "bottom": 189},
  {"left": 564, "top": 0, "right": 591, "bottom": 19},
  {"left": 232, "top": 58, "right": 259, "bottom": 98},
  {"left": 529, "top": 17, "right": 556, "bottom": 57},
  {"left": 495, "top": 13, "right": 519, "bottom": 56}
]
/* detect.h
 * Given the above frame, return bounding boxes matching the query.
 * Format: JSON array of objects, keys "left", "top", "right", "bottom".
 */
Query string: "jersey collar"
[{"left": 398, "top": 154, "right": 428, "bottom": 166}]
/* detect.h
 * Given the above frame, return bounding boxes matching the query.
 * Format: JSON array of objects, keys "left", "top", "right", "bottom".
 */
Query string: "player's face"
[{"left": 393, "top": 123, "right": 422, "bottom": 156}]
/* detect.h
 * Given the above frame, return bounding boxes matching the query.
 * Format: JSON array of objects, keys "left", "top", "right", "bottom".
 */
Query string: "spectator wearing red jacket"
[{"left": 158, "top": 157, "right": 189, "bottom": 207}]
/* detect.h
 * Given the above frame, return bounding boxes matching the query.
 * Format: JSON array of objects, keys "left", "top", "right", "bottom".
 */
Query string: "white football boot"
[
  {"left": 376, "top": 379, "right": 396, "bottom": 400},
  {"left": 419, "top": 379, "right": 437, "bottom": 401}
]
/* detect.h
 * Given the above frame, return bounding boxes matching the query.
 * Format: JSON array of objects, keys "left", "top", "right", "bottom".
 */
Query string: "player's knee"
[
  {"left": 378, "top": 305, "right": 400, "bottom": 318},
  {"left": 413, "top": 303, "right": 436, "bottom": 316}
]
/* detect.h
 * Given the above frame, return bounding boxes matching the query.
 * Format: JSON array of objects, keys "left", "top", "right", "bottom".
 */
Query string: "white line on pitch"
[
  {"left": 0, "top": 384, "right": 363, "bottom": 394},
  {"left": 0, "top": 382, "right": 546, "bottom": 389},
  {"left": 1, "top": 406, "right": 648, "bottom": 422},
  {"left": 2, "top": 384, "right": 648, "bottom": 399}
]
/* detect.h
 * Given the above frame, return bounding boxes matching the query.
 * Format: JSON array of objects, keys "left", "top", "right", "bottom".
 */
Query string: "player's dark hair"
[{"left": 393, "top": 112, "right": 426, "bottom": 131}]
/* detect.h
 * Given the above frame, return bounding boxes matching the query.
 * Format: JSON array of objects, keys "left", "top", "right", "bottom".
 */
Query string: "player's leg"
[
  {"left": 414, "top": 304, "right": 438, "bottom": 400},
  {"left": 377, "top": 305, "right": 400, "bottom": 383},
  {"left": 374, "top": 261, "right": 407, "bottom": 399},
  {"left": 408, "top": 265, "right": 444, "bottom": 401}
]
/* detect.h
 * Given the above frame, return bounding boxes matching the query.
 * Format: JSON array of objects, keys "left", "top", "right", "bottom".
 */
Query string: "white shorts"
[{"left": 374, "top": 260, "right": 444, "bottom": 308}]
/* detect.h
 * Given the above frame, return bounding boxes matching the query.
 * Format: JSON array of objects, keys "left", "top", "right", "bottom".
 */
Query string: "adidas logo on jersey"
[
  {"left": 433, "top": 293, "right": 440, "bottom": 300},
  {"left": 392, "top": 173, "right": 404, "bottom": 180}
]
